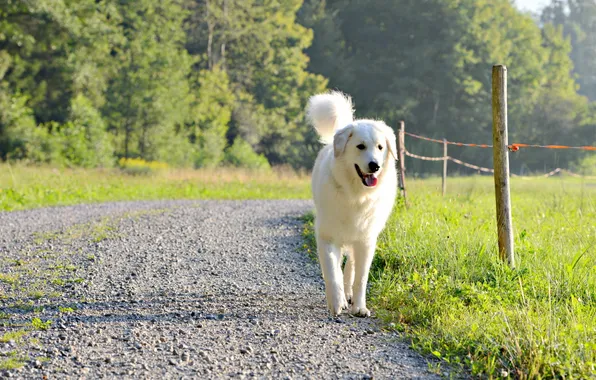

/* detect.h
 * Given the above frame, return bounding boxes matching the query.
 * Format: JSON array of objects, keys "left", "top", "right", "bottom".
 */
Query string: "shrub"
[
  {"left": 66, "top": 94, "right": 114, "bottom": 167},
  {"left": 224, "top": 137, "right": 271, "bottom": 170},
  {"left": 3, "top": 94, "right": 115, "bottom": 167},
  {"left": 194, "top": 128, "right": 227, "bottom": 168},
  {"left": 572, "top": 154, "right": 596, "bottom": 175},
  {"left": 21, "top": 123, "right": 65, "bottom": 165},
  {"left": 150, "top": 129, "right": 197, "bottom": 168},
  {"left": 0, "top": 92, "right": 37, "bottom": 160}
]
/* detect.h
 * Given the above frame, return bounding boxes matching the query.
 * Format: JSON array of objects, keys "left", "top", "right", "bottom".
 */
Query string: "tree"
[
  {"left": 542, "top": 0, "right": 596, "bottom": 100},
  {"left": 185, "top": 0, "right": 327, "bottom": 167},
  {"left": 65, "top": 94, "right": 114, "bottom": 167},
  {"left": 300, "top": 0, "right": 587, "bottom": 173},
  {"left": 104, "top": 0, "right": 194, "bottom": 164},
  {"left": 191, "top": 67, "right": 234, "bottom": 167}
]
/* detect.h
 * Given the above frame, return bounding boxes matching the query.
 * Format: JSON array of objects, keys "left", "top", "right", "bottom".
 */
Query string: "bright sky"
[{"left": 515, "top": 0, "right": 550, "bottom": 13}]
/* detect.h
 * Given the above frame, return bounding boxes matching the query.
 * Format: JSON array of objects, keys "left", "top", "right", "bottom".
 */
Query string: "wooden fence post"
[
  {"left": 492, "top": 65, "right": 515, "bottom": 267},
  {"left": 442, "top": 139, "right": 447, "bottom": 196},
  {"left": 397, "top": 121, "right": 408, "bottom": 206}
]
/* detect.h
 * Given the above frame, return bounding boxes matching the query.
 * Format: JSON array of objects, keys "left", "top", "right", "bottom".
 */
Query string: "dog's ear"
[
  {"left": 386, "top": 129, "right": 398, "bottom": 160},
  {"left": 375, "top": 123, "right": 397, "bottom": 160},
  {"left": 333, "top": 125, "right": 354, "bottom": 157}
]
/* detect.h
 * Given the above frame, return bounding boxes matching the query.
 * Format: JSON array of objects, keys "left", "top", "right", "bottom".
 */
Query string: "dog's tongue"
[{"left": 365, "top": 175, "right": 378, "bottom": 187}]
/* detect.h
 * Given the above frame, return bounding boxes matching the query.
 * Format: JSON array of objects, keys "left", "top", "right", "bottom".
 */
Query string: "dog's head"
[{"left": 333, "top": 120, "right": 397, "bottom": 188}]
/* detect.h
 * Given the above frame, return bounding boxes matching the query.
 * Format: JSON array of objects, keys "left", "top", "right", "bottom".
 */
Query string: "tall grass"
[
  {"left": 0, "top": 164, "right": 311, "bottom": 211},
  {"left": 376, "top": 177, "right": 595, "bottom": 378},
  {"left": 304, "top": 176, "right": 595, "bottom": 378}
]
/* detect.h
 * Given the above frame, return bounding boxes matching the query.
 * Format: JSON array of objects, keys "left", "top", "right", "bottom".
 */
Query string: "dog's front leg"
[
  {"left": 342, "top": 247, "right": 355, "bottom": 304},
  {"left": 351, "top": 239, "right": 376, "bottom": 317},
  {"left": 317, "top": 239, "right": 348, "bottom": 316}
]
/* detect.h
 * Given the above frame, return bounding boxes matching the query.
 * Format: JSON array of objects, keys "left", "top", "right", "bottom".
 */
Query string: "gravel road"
[{"left": 0, "top": 200, "right": 441, "bottom": 379}]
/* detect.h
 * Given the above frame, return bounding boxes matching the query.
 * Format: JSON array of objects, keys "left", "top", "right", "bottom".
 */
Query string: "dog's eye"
[
  {"left": 378, "top": 145, "right": 383, "bottom": 150},
  {"left": 356, "top": 144, "right": 366, "bottom": 150}
]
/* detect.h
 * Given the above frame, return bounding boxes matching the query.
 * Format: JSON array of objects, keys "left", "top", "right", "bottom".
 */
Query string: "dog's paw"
[
  {"left": 344, "top": 290, "right": 353, "bottom": 305},
  {"left": 350, "top": 305, "right": 371, "bottom": 317},
  {"left": 327, "top": 290, "right": 349, "bottom": 317}
]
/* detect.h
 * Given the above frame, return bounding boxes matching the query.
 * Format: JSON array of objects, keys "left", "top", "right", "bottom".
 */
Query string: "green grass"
[
  {"left": 58, "top": 306, "right": 75, "bottom": 313},
  {"left": 0, "top": 356, "right": 26, "bottom": 370},
  {"left": 303, "top": 176, "right": 596, "bottom": 379},
  {"left": 0, "top": 330, "right": 27, "bottom": 344},
  {"left": 0, "top": 273, "right": 19, "bottom": 286},
  {"left": 26, "top": 290, "right": 46, "bottom": 300},
  {"left": 0, "top": 164, "right": 311, "bottom": 211},
  {"left": 30, "top": 318, "right": 52, "bottom": 331}
]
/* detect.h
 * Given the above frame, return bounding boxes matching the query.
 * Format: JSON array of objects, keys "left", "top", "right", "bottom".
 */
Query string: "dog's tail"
[{"left": 306, "top": 91, "right": 354, "bottom": 145}]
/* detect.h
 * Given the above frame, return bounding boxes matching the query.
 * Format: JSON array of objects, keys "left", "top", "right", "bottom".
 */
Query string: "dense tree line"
[
  {"left": 0, "top": 0, "right": 594, "bottom": 173},
  {"left": 300, "top": 0, "right": 596, "bottom": 174},
  {"left": 0, "top": 0, "right": 326, "bottom": 170}
]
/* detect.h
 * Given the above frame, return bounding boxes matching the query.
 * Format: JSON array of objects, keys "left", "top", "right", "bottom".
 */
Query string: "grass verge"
[
  {"left": 0, "top": 164, "right": 311, "bottom": 211},
  {"left": 302, "top": 176, "right": 596, "bottom": 378}
]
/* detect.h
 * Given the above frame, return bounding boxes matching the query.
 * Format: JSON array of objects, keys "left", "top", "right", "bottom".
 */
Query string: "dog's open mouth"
[{"left": 355, "top": 164, "right": 378, "bottom": 187}]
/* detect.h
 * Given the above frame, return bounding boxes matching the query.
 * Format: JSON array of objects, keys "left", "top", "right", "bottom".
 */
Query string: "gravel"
[{"left": 0, "top": 200, "right": 442, "bottom": 379}]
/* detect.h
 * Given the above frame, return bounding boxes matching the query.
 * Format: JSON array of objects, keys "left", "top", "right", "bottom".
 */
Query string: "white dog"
[{"left": 307, "top": 91, "right": 397, "bottom": 317}]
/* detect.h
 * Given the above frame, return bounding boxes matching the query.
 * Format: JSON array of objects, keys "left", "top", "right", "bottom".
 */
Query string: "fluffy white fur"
[{"left": 308, "top": 91, "right": 397, "bottom": 317}]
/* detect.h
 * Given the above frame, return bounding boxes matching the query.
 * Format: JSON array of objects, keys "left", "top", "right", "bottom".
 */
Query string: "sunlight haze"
[{"left": 516, "top": 0, "right": 549, "bottom": 13}]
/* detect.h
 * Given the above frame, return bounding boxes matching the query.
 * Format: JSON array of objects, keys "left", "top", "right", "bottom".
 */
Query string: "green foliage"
[
  {"left": 572, "top": 154, "right": 596, "bottom": 175},
  {"left": 154, "top": 132, "right": 197, "bottom": 168},
  {"left": 0, "top": 273, "right": 19, "bottom": 286},
  {"left": 224, "top": 137, "right": 271, "bottom": 170},
  {"left": 0, "top": 91, "right": 37, "bottom": 160},
  {"left": 0, "top": 330, "right": 27, "bottom": 344},
  {"left": 301, "top": 0, "right": 594, "bottom": 173},
  {"left": 543, "top": 0, "right": 596, "bottom": 101},
  {"left": 192, "top": 67, "right": 234, "bottom": 167},
  {"left": 0, "top": 0, "right": 594, "bottom": 172},
  {"left": 67, "top": 95, "right": 114, "bottom": 167},
  {"left": 16, "top": 115, "right": 113, "bottom": 168},
  {"left": 104, "top": 0, "right": 194, "bottom": 163},
  {"left": 19, "top": 123, "right": 64, "bottom": 166},
  {"left": 0, "top": 0, "right": 328, "bottom": 169},
  {"left": 299, "top": 212, "right": 316, "bottom": 259},
  {"left": 0, "top": 356, "right": 26, "bottom": 370},
  {"left": 187, "top": 0, "right": 327, "bottom": 167},
  {"left": 30, "top": 318, "right": 51, "bottom": 331}
]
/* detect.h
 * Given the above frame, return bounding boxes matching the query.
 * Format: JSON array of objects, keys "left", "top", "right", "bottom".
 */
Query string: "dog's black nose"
[{"left": 368, "top": 161, "right": 380, "bottom": 173}]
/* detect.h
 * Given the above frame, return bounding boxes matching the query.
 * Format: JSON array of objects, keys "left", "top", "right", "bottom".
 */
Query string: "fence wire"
[
  {"left": 403, "top": 135, "right": 594, "bottom": 178},
  {"left": 404, "top": 131, "right": 596, "bottom": 151}
]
